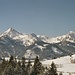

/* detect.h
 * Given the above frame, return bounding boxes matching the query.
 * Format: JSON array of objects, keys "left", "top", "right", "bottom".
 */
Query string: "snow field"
[{"left": 42, "top": 55, "right": 75, "bottom": 75}]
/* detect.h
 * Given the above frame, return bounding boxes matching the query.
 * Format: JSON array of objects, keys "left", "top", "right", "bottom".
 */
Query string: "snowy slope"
[{"left": 42, "top": 55, "right": 75, "bottom": 75}]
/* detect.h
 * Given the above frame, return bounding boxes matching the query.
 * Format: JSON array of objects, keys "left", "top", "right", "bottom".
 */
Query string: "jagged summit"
[
  {"left": 6, "top": 28, "right": 13, "bottom": 32},
  {"left": 68, "top": 31, "right": 75, "bottom": 37},
  {"left": 66, "top": 31, "right": 75, "bottom": 40},
  {"left": 1, "top": 28, "right": 22, "bottom": 38},
  {"left": 69, "top": 31, "right": 75, "bottom": 34},
  {"left": 31, "top": 33, "right": 37, "bottom": 37},
  {"left": 4, "top": 28, "right": 20, "bottom": 34}
]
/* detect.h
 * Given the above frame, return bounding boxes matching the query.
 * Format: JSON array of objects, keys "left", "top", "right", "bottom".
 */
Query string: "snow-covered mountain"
[
  {"left": 1, "top": 28, "right": 38, "bottom": 46},
  {"left": 39, "top": 31, "right": 75, "bottom": 43},
  {"left": 0, "top": 28, "right": 75, "bottom": 60}
]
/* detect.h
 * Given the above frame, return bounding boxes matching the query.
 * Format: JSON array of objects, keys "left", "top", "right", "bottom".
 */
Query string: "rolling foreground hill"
[
  {"left": 42, "top": 54, "right": 75, "bottom": 75},
  {"left": 0, "top": 28, "right": 75, "bottom": 60}
]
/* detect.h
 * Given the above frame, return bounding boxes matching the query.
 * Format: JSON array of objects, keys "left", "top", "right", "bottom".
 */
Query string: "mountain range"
[{"left": 0, "top": 28, "right": 75, "bottom": 60}]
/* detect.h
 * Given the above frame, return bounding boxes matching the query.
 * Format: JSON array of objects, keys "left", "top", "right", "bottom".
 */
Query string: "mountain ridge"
[
  {"left": 1, "top": 28, "right": 75, "bottom": 43},
  {"left": 0, "top": 28, "right": 75, "bottom": 60}
]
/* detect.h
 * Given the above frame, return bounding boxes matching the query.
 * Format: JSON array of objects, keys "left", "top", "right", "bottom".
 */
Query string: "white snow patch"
[
  {"left": 24, "top": 50, "right": 38, "bottom": 59},
  {"left": 52, "top": 46, "right": 62, "bottom": 54}
]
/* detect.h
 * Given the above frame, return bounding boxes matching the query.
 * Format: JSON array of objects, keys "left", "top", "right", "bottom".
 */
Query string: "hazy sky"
[{"left": 0, "top": 0, "right": 75, "bottom": 36}]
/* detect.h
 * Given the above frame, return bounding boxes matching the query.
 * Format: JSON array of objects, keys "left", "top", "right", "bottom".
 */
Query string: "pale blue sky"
[{"left": 0, "top": 0, "right": 75, "bottom": 36}]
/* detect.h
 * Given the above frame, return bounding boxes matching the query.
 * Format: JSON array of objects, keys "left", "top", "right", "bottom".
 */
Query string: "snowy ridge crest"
[{"left": 0, "top": 28, "right": 75, "bottom": 44}]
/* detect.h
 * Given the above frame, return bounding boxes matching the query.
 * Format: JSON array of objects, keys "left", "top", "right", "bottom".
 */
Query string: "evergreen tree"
[
  {"left": 21, "top": 57, "right": 26, "bottom": 68},
  {"left": 14, "top": 63, "right": 22, "bottom": 75},
  {"left": 2, "top": 56, "right": 28, "bottom": 75},
  {"left": 2, "top": 63, "right": 15, "bottom": 75},
  {"left": 26, "top": 60, "right": 31, "bottom": 75},
  {"left": 59, "top": 72, "right": 63, "bottom": 75},
  {"left": 47, "top": 62, "right": 58, "bottom": 75},
  {"left": 30, "top": 56, "right": 44, "bottom": 75},
  {"left": 0, "top": 59, "right": 8, "bottom": 75},
  {"left": 2, "top": 56, "right": 15, "bottom": 75},
  {"left": 18, "top": 61, "right": 21, "bottom": 67},
  {"left": 9, "top": 55, "right": 14, "bottom": 63},
  {"left": 21, "top": 57, "right": 28, "bottom": 75}
]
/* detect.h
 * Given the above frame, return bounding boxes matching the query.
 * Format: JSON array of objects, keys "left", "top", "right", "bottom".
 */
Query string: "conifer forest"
[{"left": 0, "top": 56, "right": 59, "bottom": 75}]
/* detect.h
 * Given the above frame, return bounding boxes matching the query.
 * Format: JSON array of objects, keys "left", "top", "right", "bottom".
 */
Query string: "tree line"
[{"left": 0, "top": 55, "right": 62, "bottom": 75}]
